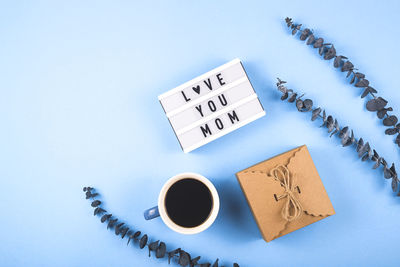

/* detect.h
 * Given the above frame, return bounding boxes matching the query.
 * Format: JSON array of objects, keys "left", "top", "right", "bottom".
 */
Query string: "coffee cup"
[{"left": 144, "top": 172, "right": 219, "bottom": 234}]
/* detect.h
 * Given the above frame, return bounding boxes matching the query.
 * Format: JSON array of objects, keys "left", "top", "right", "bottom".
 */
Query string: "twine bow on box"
[{"left": 270, "top": 165, "right": 303, "bottom": 221}]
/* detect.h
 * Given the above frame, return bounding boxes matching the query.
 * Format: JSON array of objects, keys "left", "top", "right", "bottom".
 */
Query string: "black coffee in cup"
[{"left": 164, "top": 178, "right": 213, "bottom": 228}]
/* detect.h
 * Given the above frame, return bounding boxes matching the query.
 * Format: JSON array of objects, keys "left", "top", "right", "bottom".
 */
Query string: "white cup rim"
[{"left": 157, "top": 172, "right": 219, "bottom": 234}]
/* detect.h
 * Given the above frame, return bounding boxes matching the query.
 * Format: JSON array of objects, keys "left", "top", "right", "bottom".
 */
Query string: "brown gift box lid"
[{"left": 236, "top": 145, "right": 335, "bottom": 242}]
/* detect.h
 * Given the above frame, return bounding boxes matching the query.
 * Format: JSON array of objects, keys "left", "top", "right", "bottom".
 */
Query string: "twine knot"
[{"left": 270, "top": 165, "right": 303, "bottom": 221}]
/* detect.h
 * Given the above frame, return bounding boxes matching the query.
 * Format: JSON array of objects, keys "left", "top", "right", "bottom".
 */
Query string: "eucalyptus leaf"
[
  {"left": 367, "top": 143, "right": 372, "bottom": 157},
  {"left": 326, "top": 116, "right": 334, "bottom": 132},
  {"left": 127, "top": 232, "right": 134, "bottom": 245},
  {"left": 212, "top": 259, "right": 219, "bottom": 267},
  {"left": 107, "top": 218, "right": 118, "bottom": 229},
  {"left": 319, "top": 46, "right": 326, "bottom": 56},
  {"left": 285, "top": 17, "right": 292, "bottom": 26},
  {"left": 350, "top": 75, "right": 356, "bottom": 85},
  {"left": 362, "top": 153, "right": 369, "bottom": 161},
  {"left": 384, "top": 166, "right": 393, "bottom": 179},
  {"left": 366, "top": 97, "right": 388, "bottom": 112},
  {"left": 355, "top": 79, "right": 369, "bottom": 88},
  {"left": 356, "top": 138, "right": 364, "bottom": 152},
  {"left": 372, "top": 160, "right": 380, "bottom": 169},
  {"left": 115, "top": 222, "right": 125, "bottom": 235},
  {"left": 313, "top": 38, "right": 324, "bottom": 48},
  {"left": 341, "top": 129, "right": 354, "bottom": 147},
  {"left": 148, "top": 240, "right": 159, "bottom": 251},
  {"left": 382, "top": 158, "right": 388, "bottom": 167},
  {"left": 306, "top": 34, "right": 315, "bottom": 45},
  {"left": 91, "top": 200, "right": 101, "bottom": 207},
  {"left": 288, "top": 93, "right": 297, "bottom": 102},
  {"left": 361, "top": 88, "right": 370, "bottom": 98},
  {"left": 191, "top": 256, "right": 201, "bottom": 266},
  {"left": 100, "top": 214, "right": 112, "bottom": 223},
  {"left": 396, "top": 134, "right": 400, "bottom": 145},
  {"left": 303, "top": 99, "right": 313, "bottom": 111},
  {"left": 139, "top": 234, "right": 148, "bottom": 249},
  {"left": 296, "top": 99, "right": 304, "bottom": 111},
  {"left": 281, "top": 92, "right": 289, "bottom": 100},
  {"left": 86, "top": 191, "right": 98, "bottom": 199},
  {"left": 120, "top": 227, "right": 128, "bottom": 239},
  {"left": 339, "top": 126, "right": 349, "bottom": 138},
  {"left": 133, "top": 231, "right": 141, "bottom": 239},
  {"left": 377, "top": 108, "right": 388, "bottom": 119},
  {"left": 354, "top": 72, "right": 365, "bottom": 79},
  {"left": 324, "top": 45, "right": 336, "bottom": 60},
  {"left": 148, "top": 240, "right": 160, "bottom": 257},
  {"left": 300, "top": 28, "right": 311, "bottom": 40},
  {"left": 390, "top": 163, "right": 396, "bottom": 177},
  {"left": 367, "top": 86, "right": 377, "bottom": 93},
  {"left": 358, "top": 142, "right": 370, "bottom": 158},
  {"left": 341, "top": 135, "right": 349, "bottom": 146},
  {"left": 342, "top": 137, "right": 353, "bottom": 147},
  {"left": 350, "top": 130, "right": 355, "bottom": 143},
  {"left": 320, "top": 110, "right": 327, "bottom": 127},
  {"left": 168, "top": 248, "right": 181, "bottom": 264},
  {"left": 333, "top": 56, "right": 342, "bottom": 68},
  {"left": 311, "top": 108, "right": 321, "bottom": 121},
  {"left": 94, "top": 207, "right": 106, "bottom": 216},
  {"left": 276, "top": 78, "right": 287, "bottom": 85},
  {"left": 341, "top": 61, "right": 354, "bottom": 72},
  {"left": 179, "top": 251, "right": 191, "bottom": 266},
  {"left": 383, "top": 115, "right": 398, "bottom": 126},
  {"left": 156, "top": 242, "right": 166, "bottom": 258},
  {"left": 330, "top": 119, "right": 339, "bottom": 137},
  {"left": 372, "top": 150, "right": 379, "bottom": 161}
]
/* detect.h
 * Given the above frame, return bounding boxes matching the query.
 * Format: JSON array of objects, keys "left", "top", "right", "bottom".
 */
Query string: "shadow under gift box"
[{"left": 236, "top": 145, "right": 335, "bottom": 242}]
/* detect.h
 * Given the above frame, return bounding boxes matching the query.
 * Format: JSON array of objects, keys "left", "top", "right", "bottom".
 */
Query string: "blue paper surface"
[{"left": 1, "top": 1, "right": 400, "bottom": 266}]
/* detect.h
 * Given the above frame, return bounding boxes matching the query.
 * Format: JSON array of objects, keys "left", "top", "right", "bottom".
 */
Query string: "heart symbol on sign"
[{"left": 192, "top": 85, "right": 201, "bottom": 95}]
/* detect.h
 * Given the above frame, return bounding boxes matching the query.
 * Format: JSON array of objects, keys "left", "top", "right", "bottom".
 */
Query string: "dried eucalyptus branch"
[
  {"left": 275, "top": 78, "right": 399, "bottom": 195},
  {"left": 284, "top": 17, "right": 400, "bottom": 147},
  {"left": 83, "top": 187, "right": 240, "bottom": 267}
]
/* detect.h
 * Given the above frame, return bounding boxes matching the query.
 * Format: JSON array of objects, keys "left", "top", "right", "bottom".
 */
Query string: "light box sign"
[{"left": 159, "top": 59, "right": 265, "bottom": 153}]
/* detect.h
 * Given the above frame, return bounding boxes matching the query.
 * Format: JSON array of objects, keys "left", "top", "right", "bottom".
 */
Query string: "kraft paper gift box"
[{"left": 236, "top": 145, "right": 335, "bottom": 242}]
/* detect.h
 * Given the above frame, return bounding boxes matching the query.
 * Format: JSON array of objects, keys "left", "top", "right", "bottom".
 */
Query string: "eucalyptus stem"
[
  {"left": 284, "top": 17, "right": 400, "bottom": 146},
  {"left": 276, "top": 78, "right": 399, "bottom": 195},
  {"left": 83, "top": 187, "right": 240, "bottom": 267}
]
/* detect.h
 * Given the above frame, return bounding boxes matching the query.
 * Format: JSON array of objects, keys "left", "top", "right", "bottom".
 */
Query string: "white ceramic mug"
[{"left": 144, "top": 172, "right": 220, "bottom": 234}]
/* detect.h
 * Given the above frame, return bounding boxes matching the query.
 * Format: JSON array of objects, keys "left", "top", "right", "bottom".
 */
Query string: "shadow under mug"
[{"left": 144, "top": 172, "right": 220, "bottom": 234}]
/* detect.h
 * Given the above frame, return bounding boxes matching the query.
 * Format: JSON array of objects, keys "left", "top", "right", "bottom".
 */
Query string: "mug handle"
[{"left": 144, "top": 205, "right": 160, "bottom": 220}]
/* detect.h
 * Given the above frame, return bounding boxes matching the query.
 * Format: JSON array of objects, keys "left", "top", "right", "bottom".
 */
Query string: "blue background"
[{"left": 1, "top": 1, "right": 400, "bottom": 266}]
